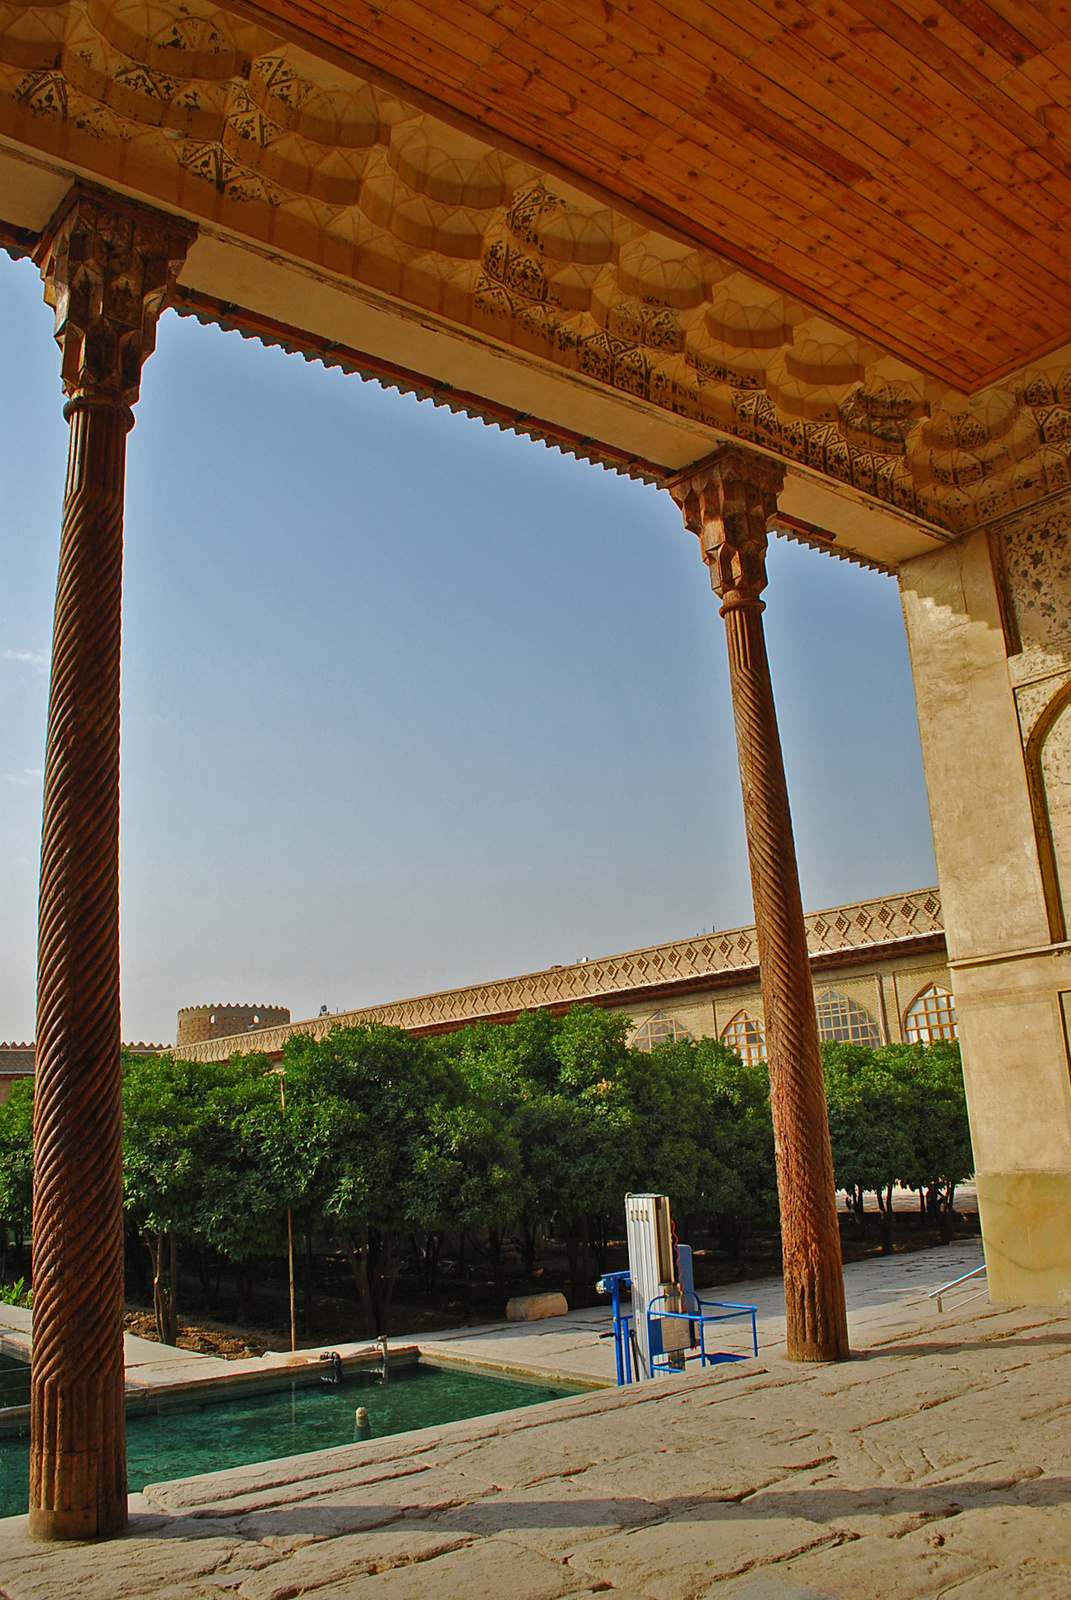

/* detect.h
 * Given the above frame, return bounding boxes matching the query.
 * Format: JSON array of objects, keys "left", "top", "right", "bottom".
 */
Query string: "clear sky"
[{"left": 0, "top": 250, "right": 937, "bottom": 1046}]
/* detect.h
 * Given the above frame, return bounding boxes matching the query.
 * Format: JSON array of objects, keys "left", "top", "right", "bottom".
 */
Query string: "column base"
[
  {"left": 28, "top": 1501, "right": 127, "bottom": 1542},
  {"left": 977, "top": 1170, "right": 1071, "bottom": 1306}
]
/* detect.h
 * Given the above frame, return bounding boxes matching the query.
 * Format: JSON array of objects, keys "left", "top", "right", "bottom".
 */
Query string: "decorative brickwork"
[{"left": 173, "top": 887, "right": 943, "bottom": 1063}]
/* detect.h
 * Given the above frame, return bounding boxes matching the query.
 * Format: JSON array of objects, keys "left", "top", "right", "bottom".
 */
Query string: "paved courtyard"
[{"left": 4, "top": 1240, "right": 1071, "bottom": 1599}]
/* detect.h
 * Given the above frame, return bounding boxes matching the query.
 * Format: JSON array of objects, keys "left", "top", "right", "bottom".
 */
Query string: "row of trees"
[{"left": 0, "top": 1007, "right": 972, "bottom": 1339}]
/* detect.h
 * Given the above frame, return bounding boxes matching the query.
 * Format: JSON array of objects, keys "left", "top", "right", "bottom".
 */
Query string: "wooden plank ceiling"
[{"left": 233, "top": 0, "right": 1071, "bottom": 392}]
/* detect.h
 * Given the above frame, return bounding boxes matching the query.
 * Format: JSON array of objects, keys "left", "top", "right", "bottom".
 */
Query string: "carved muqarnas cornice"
[
  {"left": 3, "top": 0, "right": 1071, "bottom": 531},
  {"left": 34, "top": 185, "right": 195, "bottom": 406}
]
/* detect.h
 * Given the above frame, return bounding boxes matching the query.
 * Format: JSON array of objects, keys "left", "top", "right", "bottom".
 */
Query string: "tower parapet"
[{"left": 176, "top": 1003, "right": 290, "bottom": 1046}]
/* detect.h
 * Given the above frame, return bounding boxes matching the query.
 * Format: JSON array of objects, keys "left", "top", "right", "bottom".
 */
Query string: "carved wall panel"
[
  {"left": 996, "top": 490, "right": 1071, "bottom": 940},
  {"left": 1040, "top": 698, "right": 1071, "bottom": 936},
  {"left": 1005, "top": 495, "right": 1071, "bottom": 746},
  {"left": 4, "top": 0, "right": 1071, "bottom": 534}
]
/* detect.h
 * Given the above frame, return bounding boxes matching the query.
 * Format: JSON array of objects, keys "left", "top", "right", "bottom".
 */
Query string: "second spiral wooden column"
[{"left": 668, "top": 447, "right": 849, "bottom": 1362}]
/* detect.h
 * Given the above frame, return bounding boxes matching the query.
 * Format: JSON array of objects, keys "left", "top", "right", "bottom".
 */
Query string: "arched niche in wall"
[
  {"left": 1025, "top": 677, "right": 1071, "bottom": 944},
  {"left": 721, "top": 1010, "right": 766, "bottom": 1066},
  {"left": 632, "top": 1010, "right": 692, "bottom": 1052},
  {"left": 814, "top": 989, "right": 881, "bottom": 1048},
  {"left": 903, "top": 984, "right": 958, "bottom": 1044}
]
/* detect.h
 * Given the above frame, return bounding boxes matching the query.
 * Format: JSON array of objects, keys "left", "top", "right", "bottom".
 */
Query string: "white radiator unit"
[{"left": 625, "top": 1193, "right": 689, "bottom": 1379}]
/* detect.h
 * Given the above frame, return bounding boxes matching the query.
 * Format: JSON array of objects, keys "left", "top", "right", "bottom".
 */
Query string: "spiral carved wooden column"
[
  {"left": 29, "top": 187, "right": 194, "bottom": 1541},
  {"left": 668, "top": 447, "right": 850, "bottom": 1363}
]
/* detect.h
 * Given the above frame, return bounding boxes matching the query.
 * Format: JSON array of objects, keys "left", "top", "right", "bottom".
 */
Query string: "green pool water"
[
  {"left": 0, "top": 1360, "right": 581, "bottom": 1518},
  {"left": 0, "top": 1353, "right": 29, "bottom": 1412}
]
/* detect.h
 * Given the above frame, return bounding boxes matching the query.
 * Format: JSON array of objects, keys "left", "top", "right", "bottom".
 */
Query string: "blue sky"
[{"left": 0, "top": 251, "right": 936, "bottom": 1044}]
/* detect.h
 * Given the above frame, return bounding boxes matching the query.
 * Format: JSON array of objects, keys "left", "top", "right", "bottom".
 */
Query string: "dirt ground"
[{"left": 121, "top": 1202, "right": 981, "bottom": 1359}]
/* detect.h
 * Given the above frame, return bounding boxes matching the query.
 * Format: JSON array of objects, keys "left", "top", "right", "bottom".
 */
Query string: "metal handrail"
[{"left": 926, "top": 1263, "right": 987, "bottom": 1314}]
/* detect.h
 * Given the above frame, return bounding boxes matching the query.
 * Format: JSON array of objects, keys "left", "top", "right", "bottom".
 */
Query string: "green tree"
[
  {"left": 823, "top": 1042, "right": 915, "bottom": 1252},
  {"left": 514, "top": 1006, "right": 633, "bottom": 1303},
  {"left": 123, "top": 1049, "right": 201, "bottom": 1342},
  {"left": 0, "top": 1078, "right": 33, "bottom": 1280},
  {"left": 412, "top": 1077, "right": 529, "bottom": 1298},
  {"left": 693, "top": 1039, "right": 779, "bottom": 1257},
  {"left": 893, "top": 1040, "right": 973, "bottom": 1239},
  {"left": 123, "top": 1050, "right": 293, "bottom": 1339},
  {"left": 281, "top": 1023, "right": 460, "bottom": 1335},
  {"left": 186, "top": 1055, "right": 297, "bottom": 1319}
]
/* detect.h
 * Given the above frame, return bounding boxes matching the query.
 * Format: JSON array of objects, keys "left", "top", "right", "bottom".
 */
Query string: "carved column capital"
[
  {"left": 666, "top": 445, "right": 785, "bottom": 609},
  {"left": 33, "top": 185, "right": 195, "bottom": 413}
]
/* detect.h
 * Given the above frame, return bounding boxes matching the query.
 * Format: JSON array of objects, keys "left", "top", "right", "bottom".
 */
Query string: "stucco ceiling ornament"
[{"left": 6, "top": 0, "right": 1071, "bottom": 535}]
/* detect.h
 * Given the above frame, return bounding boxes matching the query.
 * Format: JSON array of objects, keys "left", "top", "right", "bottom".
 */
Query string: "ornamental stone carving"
[
  {"left": 35, "top": 185, "right": 195, "bottom": 408},
  {"left": 667, "top": 448, "right": 785, "bottom": 605}
]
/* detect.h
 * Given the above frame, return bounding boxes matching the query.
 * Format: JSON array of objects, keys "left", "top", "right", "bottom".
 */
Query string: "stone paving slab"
[
  {"left": 409, "top": 1240, "right": 987, "bottom": 1383},
  {"left": 2, "top": 1282, "right": 1070, "bottom": 1600}
]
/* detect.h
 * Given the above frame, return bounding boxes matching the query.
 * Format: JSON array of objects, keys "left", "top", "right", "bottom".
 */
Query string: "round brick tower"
[{"left": 175, "top": 1003, "right": 290, "bottom": 1046}]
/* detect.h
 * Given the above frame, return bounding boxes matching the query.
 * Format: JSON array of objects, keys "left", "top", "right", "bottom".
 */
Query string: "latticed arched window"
[
  {"left": 721, "top": 1010, "right": 766, "bottom": 1067},
  {"left": 632, "top": 1010, "right": 692, "bottom": 1052},
  {"left": 904, "top": 984, "right": 958, "bottom": 1044},
  {"left": 815, "top": 989, "right": 881, "bottom": 1048}
]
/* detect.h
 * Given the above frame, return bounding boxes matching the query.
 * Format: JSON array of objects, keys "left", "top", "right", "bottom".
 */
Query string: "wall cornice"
[{"left": 172, "top": 887, "right": 945, "bottom": 1062}]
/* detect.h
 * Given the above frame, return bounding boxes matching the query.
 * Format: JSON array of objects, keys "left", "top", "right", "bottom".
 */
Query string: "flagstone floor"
[{"left": 2, "top": 1240, "right": 1069, "bottom": 1600}]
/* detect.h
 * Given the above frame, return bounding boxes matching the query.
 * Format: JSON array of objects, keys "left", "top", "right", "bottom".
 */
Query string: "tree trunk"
[
  {"left": 235, "top": 1262, "right": 252, "bottom": 1325},
  {"left": 592, "top": 1217, "right": 608, "bottom": 1275},
  {"left": 522, "top": 1222, "right": 538, "bottom": 1281},
  {"left": 877, "top": 1187, "right": 894, "bottom": 1255},
  {"left": 190, "top": 1246, "right": 213, "bottom": 1312},
  {"left": 344, "top": 1225, "right": 375, "bottom": 1337},
  {"left": 487, "top": 1226, "right": 505, "bottom": 1299},
  {"left": 939, "top": 1184, "right": 956, "bottom": 1243},
  {"left": 370, "top": 1230, "right": 399, "bottom": 1335},
  {"left": 147, "top": 1231, "right": 179, "bottom": 1346},
  {"left": 304, "top": 1231, "right": 314, "bottom": 1337},
  {"left": 853, "top": 1187, "right": 867, "bottom": 1241},
  {"left": 128, "top": 1219, "right": 146, "bottom": 1299},
  {"left": 564, "top": 1219, "right": 590, "bottom": 1308}
]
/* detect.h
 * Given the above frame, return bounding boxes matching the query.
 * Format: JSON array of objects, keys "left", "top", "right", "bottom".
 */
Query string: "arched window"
[
  {"left": 815, "top": 989, "right": 881, "bottom": 1047},
  {"left": 721, "top": 1011, "right": 766, "bottom": 1066},
  {"left": 632, "top": 1010, "right": 691, "bottom": 1052},
  {"left": 904, "top": 984, "right": 958, "bottom": 1044}
]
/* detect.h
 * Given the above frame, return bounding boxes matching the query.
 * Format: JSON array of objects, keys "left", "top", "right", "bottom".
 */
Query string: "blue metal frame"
[
  {"left": 596, "top": 1265, "right": 758, "bottom": 1385},
  {"left": 645, "top": 1291, "right": 758, "bottom": 1375},
  {"left": 595, "top": 1269, "right": 634, "bottom": 1385}
]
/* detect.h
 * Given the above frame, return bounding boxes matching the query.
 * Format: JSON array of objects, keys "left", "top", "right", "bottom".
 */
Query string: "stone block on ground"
[{"left": 506, "top": 1293, "right": 568, "bottom": 1322}]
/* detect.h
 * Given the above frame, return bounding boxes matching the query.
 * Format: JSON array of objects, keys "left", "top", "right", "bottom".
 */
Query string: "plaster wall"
[{"left": 901, "top": 507, "right": 1071, "bottom": 1305}]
